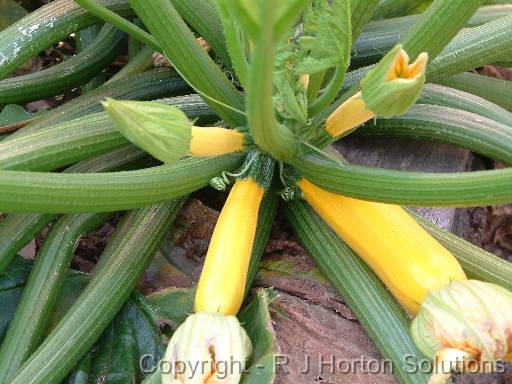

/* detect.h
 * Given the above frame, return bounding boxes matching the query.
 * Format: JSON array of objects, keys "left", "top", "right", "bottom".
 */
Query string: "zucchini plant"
[{"left": 0, "top": 0, "right": 512, "bottom": 384}]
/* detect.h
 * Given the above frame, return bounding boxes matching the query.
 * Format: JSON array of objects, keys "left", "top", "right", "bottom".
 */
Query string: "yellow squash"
[
  {"left": 299, "top": 178, "right": 467, "bottom": 314},
  {"left": 195, "top": 177, "right": 264, "bottom": 315},
  {"left": 189, "top": 127, "right": 245, "bottom": 157}
]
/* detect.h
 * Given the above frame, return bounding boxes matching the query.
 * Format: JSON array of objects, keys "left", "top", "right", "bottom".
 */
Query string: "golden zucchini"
[
  {"left": 298, "top": 178, "right": 466, "bottom": 314},
  {"left": 195, "top": 177, "right": 264, "bottom": 315},
  {"left": 189, "top": 127, "right": 245, "bottom": 157}
]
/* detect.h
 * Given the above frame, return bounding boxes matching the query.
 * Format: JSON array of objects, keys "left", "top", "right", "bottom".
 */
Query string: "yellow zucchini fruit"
[
  {"left": 195, "top": 177, "right": 264, "bottom": 315},
  {"left": 189, "top": 127, "right": 245, "bottom": 157},
  {"left": 298, "top": 178, "right": 467, "bottom": 314}
]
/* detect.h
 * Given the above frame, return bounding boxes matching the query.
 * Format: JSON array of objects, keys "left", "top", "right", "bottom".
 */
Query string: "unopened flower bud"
[
  {"left": 103, "top": 99, "right": 191, "bottom": 164},
  {"left": 161, "top": 312, "right": 252, "bottom": 384},
  {"left": 361, "top": 44, "right": 428, "bottom": 118}
]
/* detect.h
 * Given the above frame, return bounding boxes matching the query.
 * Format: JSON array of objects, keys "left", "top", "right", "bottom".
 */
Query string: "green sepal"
[
  {"left": 243, "top": 152, "right": 275, "bottom": 191},
  {"left": 102, "top": 99, "right": 191, "bottom": 164},
  {"left": 361, "top": 44, "right": 427, "bottom": 118},
  {"left": 409, "top": 308, "right": 440, "bottom": 359}
]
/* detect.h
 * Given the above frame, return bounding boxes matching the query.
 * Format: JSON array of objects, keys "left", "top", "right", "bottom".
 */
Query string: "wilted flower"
[
  {"left": 161, "top": 312, "right": 252, "bottom": 384},
  {"left": 411, "top": 280, "right": 512, "bottom": 383}
]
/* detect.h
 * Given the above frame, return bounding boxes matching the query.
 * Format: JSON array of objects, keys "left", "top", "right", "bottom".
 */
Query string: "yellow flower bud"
[
  {"left": 161, "top": 312, "right": 252, "bottom": 384},
  {"left": 411, "top": 280, "right": 512, "bottom": 383},
  {"left": 325, "top": 45, "right": 428, "bottom": 139}
]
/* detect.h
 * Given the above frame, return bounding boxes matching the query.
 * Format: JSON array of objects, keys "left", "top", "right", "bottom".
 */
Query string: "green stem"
[
  {"left": 128, "top": 0, "right": 245, "bottom": 127},
  {"left": 286, "top": 200, "right": 429, "bottom": 384},
  {"left": 8, "top": 200, "right": 186, "bottom": 384},
  {"left": 307, "top": 67, "right": 348, "bottom": 117},
  {"left": 410, "top": 211, "right": 512, "bottom": 291},
  {"left": 245, "top": 184, "right": 279, "bottom": 297},
  {"left": 350, "top": 0, "right": 381, "bottom": 40},
  {"left": 171, "top": 0, "right": 232, "bottom": 70},
  {"left": 291, "top": 153, "right": 512, "bottom": 207},
  {"left": 417, "top": 83, "right": 512, "bottom": 126},
  {"left": 106, "top": 45, "right": 155, "bottom": 84},
  {"left": 400, "top": 0, "right": 483, "bottom": 60},
  {"left": 0, "top": 212, "right": 111, "bottom": 382},
  {"left": 246, "top": 1, "right": 297, "bottom": 161},
  {"left": 306, "top": 71, "right": 327, "bottom": 101},
  {"left": 76, "top": 24, "right": 105, "bottom": 93},
  {"left": 73, "top": 0, "right": 161, "bottom": 51},
  {"left": 0, "top": 154, "right": 242, "bottom": 213},
  {"left": 0, "top": 95, "right": 213, "bottom": 172},
  {"left": 0, "top": 146, "right": 150, "bottom": 272},
  {"left": 436, "top": 72, "right": 512, "bottom": 112},
  {"left": 373, "top": 0, "right": 426, "bottom": 19},
  {"left": 0, "top": 0, "right": 134, "bottom": 80},
  {"left": 357, "top": 104, "right": 512, "bottom": 165},
  {"left": 215, "top": 0, "right": 249, "bottom": 86},
  {"left": 0, "top": 23, "right": 123, "bottom": 105},
  {"left": 7, "top": 69, "right": 189, "bottom": 140},
  {"left": 427, "top": 16, "right": 512, "bottom": 81}
]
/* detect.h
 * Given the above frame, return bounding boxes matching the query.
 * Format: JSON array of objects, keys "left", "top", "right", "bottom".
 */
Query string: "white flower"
[
  {"left": 161, "top": 312, "right": 252, "bottom": 384},
  {"left": 411, "top": 280, "right": 512, "bottom": 383}
]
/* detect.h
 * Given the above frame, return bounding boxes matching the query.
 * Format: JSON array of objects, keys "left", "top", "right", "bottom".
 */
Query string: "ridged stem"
[
  {"left": 291, "top": 153, "right": 512, "bottom": 207},
  {"left": 7, "top": 69, "right": 189, "bottom": 140},
  {"left": 8, "top": 200, "right": 186, "bottom": 384},
  {"left": 0, "top": 23, "right": 123, "bottom": 104},
  {"left": 400, "top": 0, "right": 483, "bottom": 60},
  {"left": 436, "top": 72, "right": 512, "bottom": 112},
  {"left": 357, "top": 104, "right": 512, "bottom": 165},
  {"left": 286, "top": 200, "right": 429, "bottom": 384},
  {"left": 411, "top": 211, "right": 512, "bottom": 291},
  {"left": 74, "top": 0, "right": 160, "bottom": 50},
  {"left": 128, "top": 0, "right": 244, "bottom": 126},
  {"left": 0, "top": 154, "right": 242, "bottom": 213},
  {"left": 0, "top": 146, "right": 150, "bottom": 272},
  {"left": 0, "top": 0, "right": 133, "bottom": 80},
  {"left": 0, "top": 212, "right": 111, "bottom": 382}
]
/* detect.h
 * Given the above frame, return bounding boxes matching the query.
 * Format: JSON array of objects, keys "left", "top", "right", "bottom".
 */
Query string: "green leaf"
[
  {"left": 243, "top": 0, "right": 301, "bottom": 160},
  {"left": 103, "top": 99, "right": 192, "bottom": 164},
  {"left": 144, "top": 287, "right": 278, "bottom": 383},
  {"left": 296, "top": 0, "right": 351, "bottom": 75},
  {"left": 88, "top": 305, "right": 139, "bottom": 384},
  {"left": 0, "top": 105, "right": 34, "bottom": 126},
  {"left": 0, "top": 255, "right": 167, "bottom": 384},
  {"left": 239, "top": 288, "right": 278, "bottom": 384},
  {"left": 0, "top": 0, "right": 27, "bottom": 31},
  {"left": 146, "top": 287, "right": 195, "bottom": 326},
  {"left": 0, "top": 257, "right": 32, "bottom": 342}
]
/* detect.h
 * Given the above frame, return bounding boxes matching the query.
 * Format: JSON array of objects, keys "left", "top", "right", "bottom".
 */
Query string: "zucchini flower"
[
  {"left": 161, "top": 311, "right": 252, "bottom": 384},
  {"left": 325, "top": 45, "right": 428, "bottom": 139},
  {"left": 411, "top": 280, "right": 512, "bottom": 384},
  {"left": 102, "top": 99, "right": 246, "bottom": 164}
]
